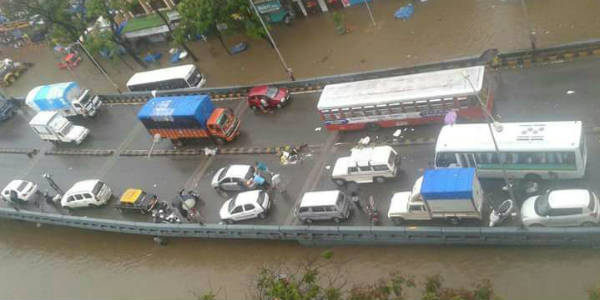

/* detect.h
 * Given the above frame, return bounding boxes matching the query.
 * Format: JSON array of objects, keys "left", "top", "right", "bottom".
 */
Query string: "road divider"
[
  {"left": 119, "top": 145, "right": 318, "bottom": 157},
  {"left": 44, "top": 149, "right": 115, "bottom": 156},
  {"left": 0, "top": 148, "right": 38, "bottom": 155}
]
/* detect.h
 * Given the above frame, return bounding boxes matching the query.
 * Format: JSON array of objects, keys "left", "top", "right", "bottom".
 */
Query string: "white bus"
[
  {"left": 434, "top": 121, "right": 587, "bottom": 180},
  {"left": 317, "top": 65, "right": 493, "bottom": 131},
  {"left": 126, "top": 64, "right": 206, "bottom": 92}
]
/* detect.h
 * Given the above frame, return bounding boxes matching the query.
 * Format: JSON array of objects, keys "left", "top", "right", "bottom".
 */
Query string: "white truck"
[
  {"left": 25, "top": 82, "right": 102, "bottom": 117},
  {"left": 387, "top": 168, "right": 484, "bottom": 225},
  {"left": 331, "top": 145, "right": 400, "bottom": 186},
  {"left": 29, "top": 111, "right": 89, "bottom": 144}
]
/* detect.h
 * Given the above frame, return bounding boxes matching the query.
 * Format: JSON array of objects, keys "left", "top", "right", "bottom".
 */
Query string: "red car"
[{"left": 247, "top": 85, "right": 290, "bottom": 111}]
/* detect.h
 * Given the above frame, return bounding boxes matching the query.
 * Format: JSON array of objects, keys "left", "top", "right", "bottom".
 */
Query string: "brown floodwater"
[{"left": 1, "top": 219, "right": 599, "bottom": 300}]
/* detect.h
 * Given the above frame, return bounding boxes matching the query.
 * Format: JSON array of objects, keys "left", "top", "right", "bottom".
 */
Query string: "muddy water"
[{"left": 1, "top": 220, "right": 599, "bottom": 300}]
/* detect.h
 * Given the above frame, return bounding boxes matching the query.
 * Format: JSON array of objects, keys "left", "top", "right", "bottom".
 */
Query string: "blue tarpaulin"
[
  {"left": 421, "top": 168, "right": 475, "bottom": 200},
  {"left": 27, "top": 82, "right": 78, "bottom": 111},
  {"left": 394, "top": 3, "right": 414, "bottom": 20},
  {"left": 137, "top": 95, "right": 215, "bottom": 130}
]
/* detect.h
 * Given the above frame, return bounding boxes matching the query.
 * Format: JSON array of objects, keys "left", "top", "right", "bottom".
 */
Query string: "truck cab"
[
  {"left": 331, "top": 146, "right": 400, "bottom": 186},
  {"left": 71, "top": 88, "right": 101, "bottom": 117},
  {"left": 25, "top": 82, "right": 102, "bottom": 118},
  {"left": 206, "top": 107, "right": 240, "bottom": 144}
]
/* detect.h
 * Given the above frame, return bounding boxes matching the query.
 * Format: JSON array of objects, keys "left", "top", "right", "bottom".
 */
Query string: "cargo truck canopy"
[
  {"left": 25, "top": 82, "right": 80, "bottom": 111},
  {"left": 137, "top": 95, "right": 215, "bottom": 130},
  {"left": 420, "top": 168, "right": 475, "bottom": 200}
]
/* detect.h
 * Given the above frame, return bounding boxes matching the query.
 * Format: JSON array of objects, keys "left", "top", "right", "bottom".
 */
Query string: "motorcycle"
[
  {"left": 365, "top": 196, "right": 380, "bottom": 226},
  {"left": 151, "top": 201, "right": 181, "bottom": 224},
  {"left": 489, "top": 199, "right": 515, "bottom": 227},
  {"left": 175, "top": 189, "right": 204, "bottom": 224}
]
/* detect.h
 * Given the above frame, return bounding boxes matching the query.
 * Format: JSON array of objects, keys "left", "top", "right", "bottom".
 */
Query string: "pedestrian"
[
  {"left": 255, "top": 161, "right": 269, "bottom": 174},
  {"left": 351, "top": 190, "right": 362, "bottom": 210}
]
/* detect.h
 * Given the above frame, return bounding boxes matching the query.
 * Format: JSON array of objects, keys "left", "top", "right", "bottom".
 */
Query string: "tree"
[
  {"left": 174, "top": 0, "right": 267, "bottom": 55},
  {"left": 144, "top": 2, "right": 198, "bottom": 62},
  {"left": 86, "top": 0, "right": 147, "bottom": 68},
  {"left": 0, "top": 0, "right": 87, "bottom": 44}
]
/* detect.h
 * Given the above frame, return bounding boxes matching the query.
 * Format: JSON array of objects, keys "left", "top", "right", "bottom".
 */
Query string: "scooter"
[
  {"left": 489, "top": 199, "right": 515, "bottom": 227},
  {"left": 366, "top": 196, "right": 380, "bottom": 226}
]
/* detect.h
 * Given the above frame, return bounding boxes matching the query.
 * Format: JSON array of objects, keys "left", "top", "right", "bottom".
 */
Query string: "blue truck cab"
[{"left": 0, "top": 97, "right": 15, "bottom": 121}]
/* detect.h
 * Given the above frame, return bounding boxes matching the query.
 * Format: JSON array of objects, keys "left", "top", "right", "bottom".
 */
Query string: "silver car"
[{"left": 520, "top": 189, "right": 600, "bottom": 227}]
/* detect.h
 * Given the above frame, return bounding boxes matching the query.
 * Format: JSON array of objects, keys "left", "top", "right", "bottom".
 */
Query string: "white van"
[
  {"left": 331, "top": 146, "right": 400, "bottom": 186},
  {"left": 296, "top": 190, "right": 351, "bottom": 224},
  {"left": 29, "top": 111, "right": 89, "bottom": 144},
  {"left": 61, "top": 179, "right": 112, "bottom": 209}
]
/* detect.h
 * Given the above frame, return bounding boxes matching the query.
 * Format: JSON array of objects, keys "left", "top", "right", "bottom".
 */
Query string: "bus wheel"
[
  {"left": 392, "top": 217, "right": 404, "bottom": 226},
  {"left": 374, "top": 177, "right": 386, "bottom": 184},
  {"left": 446, "top": 217, "right": 460, "bottom": 225},
  {"left": 366, "top": 123, "right": 380, "bottom": 131}
]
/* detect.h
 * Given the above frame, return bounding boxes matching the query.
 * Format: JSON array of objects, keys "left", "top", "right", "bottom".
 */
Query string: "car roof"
[
  {"left": 300, "top": 190, "right": 341, "bottom": 207},
  {"left": 233, "top": 190, "right": 261, "bottom": 205},
  {"left": 248, "top": 85, "right": 270, "bottom": 97},
  {"left": 548, "top": 189, "right": 591, "bottom": 209},
  {"left": 224, "top": 164, "right": 252, "bottom": 179},
  {"left": 350, "top": 146, "right": 395, "bottom": 165},
  {"left": 66, "top": 179, "right": 101, "bottom": 194},
  {"left": 4, "top": 180, "right": 30, "bottom": 191}
]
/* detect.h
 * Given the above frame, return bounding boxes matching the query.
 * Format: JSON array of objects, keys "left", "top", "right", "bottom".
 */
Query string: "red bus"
[{"left": 316, "top": 65, "right": 493, "bottom": 131}]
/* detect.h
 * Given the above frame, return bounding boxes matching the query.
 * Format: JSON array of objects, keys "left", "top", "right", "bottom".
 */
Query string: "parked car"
[
  {"left": 219, "top": 190, "right": 271, "bottom": 223},
  {"left": 61, "top": 179, "right": 112, "bottom": 209},
  {"left": 212, "top": 164, "right": 268, "bottom": 192},
  {"left": 1, "top": 180, "right": 38, "bottom": 203},
  {"left": 331, "top": 146, "right": 400, "bottom": 186},
  {"left": 247, "top": 85, "right": 290, "bottom": 111},
  {"left": 520, "top": 189, "right": 600, "bottom": 227}
]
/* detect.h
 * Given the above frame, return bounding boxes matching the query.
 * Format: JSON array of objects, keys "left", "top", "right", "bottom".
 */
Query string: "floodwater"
[{"left": 1, "top": 220, "right": 599, "bottom": 300}]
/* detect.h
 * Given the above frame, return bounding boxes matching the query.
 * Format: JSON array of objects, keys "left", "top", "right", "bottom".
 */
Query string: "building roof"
[{"left": 435, "top": 121, "right": 583, "bottom": 152}]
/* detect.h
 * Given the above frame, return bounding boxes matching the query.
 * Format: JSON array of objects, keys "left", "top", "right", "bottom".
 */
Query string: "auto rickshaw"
[
  {"left": 115, "top": 188, "right": 158, "bottom": 214},
  {"left": 58, "top": 51, "right": 82, "bottom": 70}
]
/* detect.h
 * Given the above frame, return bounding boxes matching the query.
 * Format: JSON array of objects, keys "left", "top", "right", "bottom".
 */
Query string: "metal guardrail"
[
  {"left": 44, "top": 149, "right": 115, "bottom": 156},
  {"left": 94, "top": 39, "right": 600, "bottom": 105},
  {"left": 2, "top": 207, "right": 600, "bottom": 247}
]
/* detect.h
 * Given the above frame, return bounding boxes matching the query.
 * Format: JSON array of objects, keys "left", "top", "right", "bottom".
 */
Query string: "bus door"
[{"left": 458, "top": 153, "right": 477, "bottom": 168}]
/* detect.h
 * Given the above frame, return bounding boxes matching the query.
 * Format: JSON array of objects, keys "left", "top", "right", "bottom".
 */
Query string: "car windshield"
[
  {"left": 257, "top": 191, "right": 265, "bottom": 207},
  {"left": 589, "top": 191, "right": 595, "bottom": 210},
  {"left": 265, "top": 87, "right": 279, "bottom": 98},
  {"left": 228, "top": 198, "right": 236, "bottom": 212},
  {"left": 245, "top": 166, "right": 256, "bottom": 180},
  {"left": 534, "top": 194, "right": 551, "bottom": 216},
  {"left": 78, "top": 90, "right": 92, "bottom": 106},
  {"left": 187, "top": 70, "right": 203, "bottom": 87},
  {"left": 216, "top": 113, "right": 229, "bottom": 127},
  {"left": 60, "top": 122, "right": 73, "bottom": 135},
  {"left": 92, "top": 181, "right": 104, "bottom": 196},
  {"left": 16, "top": 181, "right": 28, "bottom": 192},
  {"left": 218, "top": 167, "right": 229, "bottom": 181}
]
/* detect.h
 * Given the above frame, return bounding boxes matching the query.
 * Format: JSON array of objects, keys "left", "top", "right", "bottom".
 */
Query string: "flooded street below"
[{"left": 1, "top": 220, "right": 599, "bottom": 300}]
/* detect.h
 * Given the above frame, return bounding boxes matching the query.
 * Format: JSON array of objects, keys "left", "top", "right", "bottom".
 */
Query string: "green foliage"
[
  {"left": 349, "top": 273, "right": 415, "bottom": 300},
  {"left": 331, "top": 11, "right": 345, "bottom": 35},
  {"left": 83, "top": 30, "right": 119, "bottom": 61},
  {"left": 588, "top": 285, "right": 600, "bottom": 300},
  {"left": 174, "top": 0, "right": 266, "bottom": 44},
  {"left": 198, "top": 291, "right": 217, "bottom": 300},
  {"left": 321, "top": 250, "right": 334, "bottom": 260},
  {"left": 422, "top": 275, "right": 496, "bottom": 300}
]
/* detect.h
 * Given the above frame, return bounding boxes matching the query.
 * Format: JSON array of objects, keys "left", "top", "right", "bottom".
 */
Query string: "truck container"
[
  {"left": 25, "top": 82, "right": 101, "bottom": 117},
  {"left": 137, "top": 95, "right": 240, "bottom": 146},
  {"left": 387, "top": 168, "right": 484, "bottom": 224},
  {"left": 29, "top": 111, "right": 89, "bottom": 144}
]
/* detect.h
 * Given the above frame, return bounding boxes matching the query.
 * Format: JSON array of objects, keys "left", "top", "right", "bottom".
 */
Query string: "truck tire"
[
  {"left": 213, "top": 137, "right": 226, "bottom": 146},
  {"left": 374, "top": 176, "right": 386, "bottom": 184},
  {"left": 333, "top": 178, "right": 346, "bottom": 187},
  {"left": 392, "top": 217, "right": 404, "bottom": 226}
]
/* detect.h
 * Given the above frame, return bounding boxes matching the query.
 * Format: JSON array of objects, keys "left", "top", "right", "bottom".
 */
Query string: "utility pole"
[
  {"left": 363, "top": 0, "right": 376, "bottom": 26},
  {"left": 520, "top": 0, "right": 536, "bottom": 50},
  {"left": 248, "top": 0, "right": 295, "bottom": 81},
  {"left": 462, "top": 72, "right": 517, "bottom": 204},
  {"left": 74, "top": 41, "right": 122, "bottom": 93}
]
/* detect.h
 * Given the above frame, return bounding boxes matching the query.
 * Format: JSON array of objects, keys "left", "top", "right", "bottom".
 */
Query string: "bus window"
[
  {"left": 435, "top": 152, "right": 457, "bottom": 167},
  {"left": 403, "top": 102, "right": 416, "bottom": 113},
  {"left": 389, "top": 104, "right": 403, "bottom": 114},
  {"left": 416, "top": 100, "right": 428, "bottom": 111},
  {"left": 561, "top": 152, "right": 576, "bottom": 165}
]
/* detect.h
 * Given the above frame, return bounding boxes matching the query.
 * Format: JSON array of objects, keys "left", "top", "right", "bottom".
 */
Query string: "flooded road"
[{"left": 1, "top": 220, "right": 599, "bottom": 300}]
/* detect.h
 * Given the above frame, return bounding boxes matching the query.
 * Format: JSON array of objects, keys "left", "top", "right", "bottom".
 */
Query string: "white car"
[
  {"left": 1, "top": 180, "right": 38, "bottom": 203},
  {"left": 520, "top": 189, "right": 600, "bottom": 227},
  {"left": 61, "top": 179, "right": 112, "bottom": 209},
  {"left": 219, "top": 190, "right": 271, "bottom": 224},
  {"left": 211, "top": 164, "right": 260, "bottom": 192}
]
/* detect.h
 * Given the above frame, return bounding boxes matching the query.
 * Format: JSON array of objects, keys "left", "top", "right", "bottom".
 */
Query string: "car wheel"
[
  {"left": 258, "top": 212, "right": 266, "bottom": 219},
  {"left": 582, "top": 222, "right": 596, "bottom": 227},
  {"left": 89, "top": 203, "right": 98, "bottom": 208},
  {"left": 374, "top": 177, "right": 386, "bottom": 184},
  {"left": 333, "top": 217, "right": 341, "bottom": 223},
  {"left": 303, "top": 218, "right": 312, "bottom": 224},
  {"left": 224, "top": 219, "right": 234, "bottom": 224},
  {"left": 334, "top": 179, "right": 346, "bottom": 187},
  {"left": 529, "top": 223, "right": 544, "bottom": 227},
  {"left": 276, "top": 103, "right": 283, "bottom": 109},
  {"left": 392, "top": 217, "right": 404, "bottom": 226},
  {"left": 250, "top": 105, "right": 258, "bottom": 111}
]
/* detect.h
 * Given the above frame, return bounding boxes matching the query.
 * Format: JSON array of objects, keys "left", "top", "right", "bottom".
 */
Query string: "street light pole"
[
  {"left": 462, "top": 72, "right": 517, "bottom": 203},
  {"left": 248, "top": 0, "right": 295, "bottom": 81},
  {"left": 520, "top": 0, "right": 536, "bottom": 50},
  {"left": 363, "top": 0, "right": 376, "bottom": 26}
]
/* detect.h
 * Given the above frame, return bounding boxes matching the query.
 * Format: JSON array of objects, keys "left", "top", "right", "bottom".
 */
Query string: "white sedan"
[
  {"left": 220, "top": 190, "right": 271, "bottom": 224},
  {"left": 520, "top": 189, "right": 600, "bottom": 227},
  {"left": 1, "top": 180, "right": 38, "bottom": 203}
]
